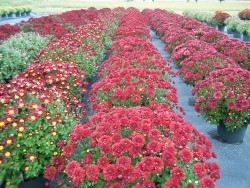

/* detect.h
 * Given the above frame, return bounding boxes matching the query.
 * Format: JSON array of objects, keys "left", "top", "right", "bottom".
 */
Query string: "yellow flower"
[
  {"left": 0, "top": 145, "right": 4, "bottom": 150},
  {"left": 12, "top": 122, "right": 18, "bottom": 127},
  {"left": 18, "top": 133, "right": 23, "bottom": 137},
  {"left": 0, "top": 121, "right": 5, "bottom": 127},
  {"left": 4, "top": 151, "right": 11, "bottom": 157},
  {"left": 53, "top": 151, "right": 58, "bottom": 156},
  {"left": 25, "top": 166, "right": 29, "bottom": 171},
  {"left": 7, "top": 140, "right": 12, "bottom": 144}
]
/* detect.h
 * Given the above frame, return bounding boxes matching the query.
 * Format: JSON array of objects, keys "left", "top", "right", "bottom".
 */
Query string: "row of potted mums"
[
  {"left": 44, "top": 8, "right": 220, "bottom": 188},
  {"left": 0, "top": 6, "right": 32, "bottom": 19},
  {"left": 183, "top": 10, "right": 250, "bottom": 41},
  {"left": 0, "top": 8, "right": 124, "bottom": 187},
  {"left": 145, "top": 9, "right": 250, "bottom": 144}
]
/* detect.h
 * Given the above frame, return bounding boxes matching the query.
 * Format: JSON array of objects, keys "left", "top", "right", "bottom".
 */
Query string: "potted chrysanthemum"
[
  {"left": 192, "top": 67, "right": 250, "bottom": 144},
  {"left": 45, "top": 107, "right": 220, "bottom": 188}
]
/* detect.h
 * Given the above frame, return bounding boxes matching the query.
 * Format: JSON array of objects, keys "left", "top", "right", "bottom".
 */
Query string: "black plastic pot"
[
  {"left": 18, "top": 177, "right": 47, "bottom": 188},
  {"left": 217, "top": 123, "right": 248, "bottom": 144}
]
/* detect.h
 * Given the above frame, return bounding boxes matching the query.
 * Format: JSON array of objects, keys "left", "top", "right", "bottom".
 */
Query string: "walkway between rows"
[{"left": 149, "top": 29, "right": 250, "bottom": 188}]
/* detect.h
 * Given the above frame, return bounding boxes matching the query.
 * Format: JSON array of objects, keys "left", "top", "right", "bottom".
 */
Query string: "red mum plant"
[
  {"left": 200, "top": 30, "right": 227, "bottom": 44},
  {"left": 211, "top": 12, "right": 231, "bottom": 27},
  {"left": 110, "top": 37, "right": 155, "bottom": 54},
  {"left": 0, "top": 24, "right": 20, "bottom": 42},
  {"left": 12, "top": 61, "right": 87, "bottom": 114},
  {"left": 213, "top": 38, "right": 250, "bottom": 70},
  {"left": 89, "top": 68, "right": 178, "bottom": 111},
  {"left": 0, "top": 87, "right": 78, "bottom": 187},
  {"left": 171, "top": 40, "right": 216, "bottom": 68},
  {"left": 162, "top": 29, "right": 196, "bottom": 54},
  {"left": 38, "top": 21, "right": 113, "bottom": 79},
  {"left": 178, "top": 49, "right": 237, "bottom": 86},
  {"left": 98, "top": 50, "right": 170, "bottom": 78},
  {"left": 46, "top": 107, "right": 220, "bottom": 187},
  {"left": 192, "top": 67, "right": 250, "bottom": 131}
]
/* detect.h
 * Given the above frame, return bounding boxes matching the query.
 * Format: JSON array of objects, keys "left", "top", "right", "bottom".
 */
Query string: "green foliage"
[
  {"left": 0, "top": 94, "right": 78, "bottom": 187},
  {"left": 0, "top": 32, "right": 49, "bottom": 83},
  {"left": 236, "top": 20, "right": 250, "bottom": 34},
  {"left": 225, "top": 16, "right": 241, "bottom": 31}
]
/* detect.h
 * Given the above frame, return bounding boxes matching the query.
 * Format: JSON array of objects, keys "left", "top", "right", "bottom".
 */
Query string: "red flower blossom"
[
  {"left": 86, "top": 164, "right": 100, "bottom": 182},
  {"left": 63, "top": 145, "right": 75, "bottom": 157},
  {"left": 4, "top": 136, "right": 15, "bottom": 145},
  {"left": 52, "top": 156, "right": 64, "bottom": 167},
  {"left": 82, "top": 153, "right": 93, "bottom": 167},
  {"left": 97, "top": 157, "right": 110, "bottom": 169},
  {"left": 116, "top": 156, "right": 131, "bottom": 170},
  {"left": 103, "top": 164, "right": 118, "bottom": 181},
  {"left": 4, "top": 107, "right": 17, "bottom": 117},
  {"left": 200, "top": 177, "right": 215, "bottom": 188},
  {"left": 45, "top": 166, "right": 57, "bottom": 181},
  {"left": 164, "top": 179, "right": 180, "bottom": 188},
  {"left": 178, "top": 148, "right": 193, "bottom": 163},
  {"left": 143, "top": 180, "right": 156, "bottom": 188},
  {"left": 171, "top": 167, "right": 185, "bottom": 182},
  {"left": 27, "top": 153, "right": 38, "bottom": 162},
  {"left": 193, "top": 163, "right": 206, "bottom": 178}
]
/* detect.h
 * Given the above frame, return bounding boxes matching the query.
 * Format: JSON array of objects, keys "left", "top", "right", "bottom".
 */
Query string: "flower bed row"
[
  {"left": 0, "top": 8, "right": 114, "bottom": 42},
  {"left": 45, "top": 8, "right": 220, "bottom": 188},
  {"left": 145, "top": 9, "right": 249, "bottom": 139},
  {"left": 0, "top": 8, "right": 124, "bottom": 187}
]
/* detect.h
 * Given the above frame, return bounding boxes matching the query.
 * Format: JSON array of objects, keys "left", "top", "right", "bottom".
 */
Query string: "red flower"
[
  {"left": 52, "top": 156, "right": 64, "bottom": 167},
  {"left": 146, "top": 140, "right": 161, "bottom": 154},
  {"left": 45, "top": 166, "right": 57, "bottom": 181},
  {"left": 164, "top": 179, "right": 180, "bottom": 188},
  {"left": 131, "top": 94, "right": 142, "bottom": 104},
  {"left": 65, "top": 161, "right": 80, "bottom": 176},
  {"left": 86, "top": 164, "right": 100, "bottom": 182},
  {"left": 153, "top": 157, "right": 164, "bottom": 173},
  {"left": 63, "top": 145, "right": 75, "bottom": 157},
  {"left": 148, "top": 129, "right": 161, "bottom": 140},
  {"left": 4, "top": 136, "right": 15, "bottom": 145},
  {"left": 4, "top": 107, "right": 17, "bottom": 117},
  {"left": 143, "top": 180, "right": 156, "bottom": 188},
  {"left": 162, "top": 146, "right": 176, "bottom": 167},
  {"left": 178, "top": 148, "right": 193, "bottom": 163},
  {"left": 171, "top": 167, "right": 185, "bottom": 182},
  {"left": 82, "top": 153, "right": 93, "bottom": 167},
  {"left": 200, "top": 177, "right": 215, "bottom": 188},
  {"left": 97, "top": 157, "right": 110, "bottom": 169},
  {"left": 111, "top": 143, "right": 123, "bottom": 157},
  {"left": 71, "top": 167, "right": 85, "bottom": 184},
  {"left": 116, "top": 156, "right": 131, "bottom": 170},
  {"left": 193, "top": 163, "right": 206, "bottom": 178},
  {"left": 103, "top": 164, "right": 118, "bottom": 181},
  {"left": 140, "top": 157, "right": 154, "bottom": 172},
  {"left": 213, "top": 91, "right": 223, "bottom": 100},
  {"left": 27, "top": 153, "right": 38, "bottom": 162},
  {"left": 110, "top": 183, "right": 123, "bottom": 188}
]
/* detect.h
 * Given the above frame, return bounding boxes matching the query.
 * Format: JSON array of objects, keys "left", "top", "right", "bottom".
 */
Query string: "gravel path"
[{"left": 150, "top": 29, "right": 250, "bottom": 188}]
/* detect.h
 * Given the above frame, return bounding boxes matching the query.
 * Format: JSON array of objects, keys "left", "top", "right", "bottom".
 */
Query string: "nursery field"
[
  {"left": 0, "top": 0, "right": 250, "bottom": 15},
  {"left": 0, "top": 5, "right": 250, "bottom": 188}
]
